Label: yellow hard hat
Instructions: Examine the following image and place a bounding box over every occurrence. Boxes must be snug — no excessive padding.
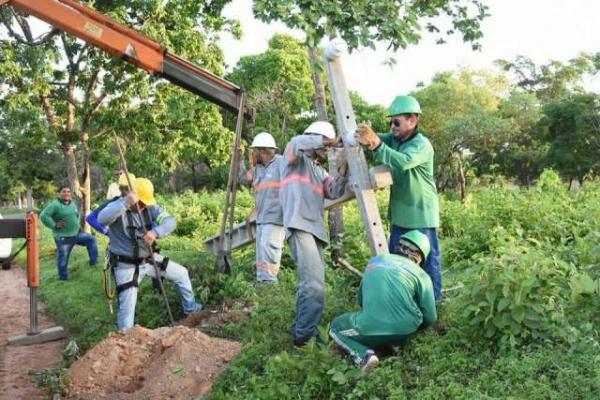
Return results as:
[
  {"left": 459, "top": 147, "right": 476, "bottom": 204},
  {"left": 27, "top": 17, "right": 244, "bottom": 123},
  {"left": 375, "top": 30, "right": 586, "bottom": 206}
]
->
[
  {"left": 117, "top": 172, "right": 136, "bottom": 187},
  {"left": 134, "top": 177, "right": 155, "bottom": 205}
]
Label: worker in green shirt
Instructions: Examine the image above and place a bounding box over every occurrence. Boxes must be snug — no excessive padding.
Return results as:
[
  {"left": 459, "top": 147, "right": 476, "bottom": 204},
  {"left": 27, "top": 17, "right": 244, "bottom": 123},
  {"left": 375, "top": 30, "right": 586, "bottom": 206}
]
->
[
  {"left": 355, "top": 95, "right": 442, "bottom": 300},
  {"left": 40, "top": 185, "right": 98, "bottom": 280},
  {"left": 329, "top": 230, "right": 437, "bottom": 371}
]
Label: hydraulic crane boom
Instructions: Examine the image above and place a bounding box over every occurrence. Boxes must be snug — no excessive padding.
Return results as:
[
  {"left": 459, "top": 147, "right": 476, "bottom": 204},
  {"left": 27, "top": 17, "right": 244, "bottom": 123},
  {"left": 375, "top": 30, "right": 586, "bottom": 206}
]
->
[{"left": 1, "top": 0, "right": 248, "bottom": 117}]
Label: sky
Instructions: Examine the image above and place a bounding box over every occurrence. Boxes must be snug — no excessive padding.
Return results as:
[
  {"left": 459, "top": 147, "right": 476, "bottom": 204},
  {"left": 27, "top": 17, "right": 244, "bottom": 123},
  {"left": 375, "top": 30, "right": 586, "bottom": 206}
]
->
[{"left": 218, "top": 0, "right": 600, "bottom": 106}]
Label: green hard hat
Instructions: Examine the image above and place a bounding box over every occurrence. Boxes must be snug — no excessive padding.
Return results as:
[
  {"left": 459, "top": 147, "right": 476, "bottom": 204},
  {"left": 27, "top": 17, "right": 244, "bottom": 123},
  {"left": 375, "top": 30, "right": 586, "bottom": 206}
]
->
[
  {"left": 388, "top": 95, "right": 421, "bottom": 116},
  {"left": 400, "top": 230, "right": 430, "bottom": 260}
]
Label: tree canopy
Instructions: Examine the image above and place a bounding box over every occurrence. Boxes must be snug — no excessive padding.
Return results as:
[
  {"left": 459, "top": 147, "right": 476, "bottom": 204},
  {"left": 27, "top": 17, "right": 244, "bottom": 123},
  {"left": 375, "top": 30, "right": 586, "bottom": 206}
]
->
[{"left": 253, "top": 0, "right": 489, "bottom": 51}]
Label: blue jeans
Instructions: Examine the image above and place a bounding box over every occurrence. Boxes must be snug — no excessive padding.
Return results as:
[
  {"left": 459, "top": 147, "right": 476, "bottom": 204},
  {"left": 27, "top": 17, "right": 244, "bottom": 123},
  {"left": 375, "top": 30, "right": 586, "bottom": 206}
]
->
[
  {"left": 54, "top": 232, "right": 98, "bottom": 280},
  {"left": 256, "top": 223, "right": 285, "bottom": 282},
  {"left": 389, "top": 225, "right": 442, "bottom": 300},
  {"left": 288, "top": 229, "right": 325, "bottom": 345},
  {"left": 114, "top": 254, "right": 202, "bottom": 330}
]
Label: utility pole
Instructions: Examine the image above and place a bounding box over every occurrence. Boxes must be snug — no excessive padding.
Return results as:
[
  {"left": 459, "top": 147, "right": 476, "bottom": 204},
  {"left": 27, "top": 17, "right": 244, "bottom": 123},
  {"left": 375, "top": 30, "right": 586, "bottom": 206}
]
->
[{"left": 323, "top": 39, "right": 388, "bottom": 256}]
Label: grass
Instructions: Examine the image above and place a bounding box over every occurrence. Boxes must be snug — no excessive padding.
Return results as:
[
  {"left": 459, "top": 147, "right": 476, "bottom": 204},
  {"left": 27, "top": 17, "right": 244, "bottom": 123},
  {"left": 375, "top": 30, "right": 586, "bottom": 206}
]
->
[{"left": 3, "top": 179, "right": 600, "bottom": 399}]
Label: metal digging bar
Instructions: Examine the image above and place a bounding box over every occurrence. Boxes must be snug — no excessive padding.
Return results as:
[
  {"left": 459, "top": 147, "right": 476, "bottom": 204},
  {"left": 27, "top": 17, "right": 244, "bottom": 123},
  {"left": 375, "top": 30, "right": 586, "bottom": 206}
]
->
[
  {"left": 114, "top": 137, "right": 175, "bottom": 326},
  {"left": 215, "top": 93, "right": 246, "bottom": 274}
]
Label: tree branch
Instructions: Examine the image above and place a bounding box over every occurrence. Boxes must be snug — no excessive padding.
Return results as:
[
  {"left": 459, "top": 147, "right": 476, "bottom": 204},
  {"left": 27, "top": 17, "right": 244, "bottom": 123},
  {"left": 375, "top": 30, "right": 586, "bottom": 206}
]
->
[
  {"left": 61, "top": 32, "right": 76, "bottom": 69},
  {"left": 74, "top": 43, "right": 90, "bottom": 68},
  {"left": 40, "top": 94, "right": 58, "bottom": 128},
  {"left": 34, "top": 28, "right": 60, "bottom": 44},
  {"left": 14, "top": 13, "right": 33, "bottom": 42}
]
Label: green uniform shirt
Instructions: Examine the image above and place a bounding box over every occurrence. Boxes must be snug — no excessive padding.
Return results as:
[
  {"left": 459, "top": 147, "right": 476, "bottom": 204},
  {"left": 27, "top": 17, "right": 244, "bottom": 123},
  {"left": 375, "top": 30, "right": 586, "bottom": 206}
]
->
[
  {"left": 357, "top": 254, "right": 437, "bottom": 335},
  {"left": 374, "top": 132, "right": 439, "bottom": 228},
  {"left": 40, "top": 198, "right": 80, "bottom": 238}
]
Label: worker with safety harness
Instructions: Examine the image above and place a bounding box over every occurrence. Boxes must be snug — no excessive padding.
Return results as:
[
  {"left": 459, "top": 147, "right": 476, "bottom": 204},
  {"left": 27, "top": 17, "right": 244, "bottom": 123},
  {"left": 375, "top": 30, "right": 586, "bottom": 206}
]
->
[
  {"left": 238, "top": 132, "right": 285, "bottom": 283},
  {"left": 280, "top": 121, "right": 349, "bottom": 346},
  {"left": 87, "top": 172, "right": 163, "bottom": 307},
  {"left": 329, "top": 230, "right": 437, "bottom": 372},
  {"left": 97, "top": 177, "right": 202, "bottom": 330}
]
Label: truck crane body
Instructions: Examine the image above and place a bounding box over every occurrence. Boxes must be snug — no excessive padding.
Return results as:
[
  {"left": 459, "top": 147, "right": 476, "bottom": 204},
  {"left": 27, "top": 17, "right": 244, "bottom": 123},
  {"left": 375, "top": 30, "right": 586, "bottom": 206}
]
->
[{"left": 1, "top": 0, "right": 248, "bottom": 117}]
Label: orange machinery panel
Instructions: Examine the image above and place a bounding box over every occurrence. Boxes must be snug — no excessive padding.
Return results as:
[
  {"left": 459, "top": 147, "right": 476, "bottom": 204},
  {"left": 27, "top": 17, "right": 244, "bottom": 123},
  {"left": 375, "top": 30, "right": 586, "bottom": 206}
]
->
[{"left": 26, "top": 212, "right": 40, "bottom": 288}]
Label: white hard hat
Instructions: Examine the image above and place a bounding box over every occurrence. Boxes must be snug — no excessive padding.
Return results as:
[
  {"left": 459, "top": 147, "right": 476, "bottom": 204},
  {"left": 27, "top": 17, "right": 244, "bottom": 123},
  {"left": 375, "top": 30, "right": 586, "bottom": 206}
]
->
[
  {"left": 304, "top": 121, "right": 336, "bottom": 139},
  {"left": 250, "top": 132, "right": 277, "bottom": 149}
]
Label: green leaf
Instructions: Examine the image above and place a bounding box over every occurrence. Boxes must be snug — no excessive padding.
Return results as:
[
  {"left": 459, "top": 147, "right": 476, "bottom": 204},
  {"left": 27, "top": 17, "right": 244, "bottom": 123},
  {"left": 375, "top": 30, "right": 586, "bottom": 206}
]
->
[
  {"left": 511, "top": 306, "right": 526, "bottom": 323},
  {"left": 497, "top": 297, "right": 511, "bottom": 312},
  {"left": 172, "top": 364, "right": 185, "bottom": 376},
  {"left": 331, "top": 371, "right": 347, "bottom": 385},
  {"left": 570, "top": 273, "right": 596, "bottom": 298}
]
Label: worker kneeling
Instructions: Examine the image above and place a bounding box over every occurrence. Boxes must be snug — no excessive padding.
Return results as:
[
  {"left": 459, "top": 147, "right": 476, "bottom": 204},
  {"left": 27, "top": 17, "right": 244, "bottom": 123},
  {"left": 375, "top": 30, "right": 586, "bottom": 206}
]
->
[
  {"left": 98, "top": 177, "right": 202, "bottom": 330},
  {"left": 329, "top": 231, "right": 437, "bottom": 371}
]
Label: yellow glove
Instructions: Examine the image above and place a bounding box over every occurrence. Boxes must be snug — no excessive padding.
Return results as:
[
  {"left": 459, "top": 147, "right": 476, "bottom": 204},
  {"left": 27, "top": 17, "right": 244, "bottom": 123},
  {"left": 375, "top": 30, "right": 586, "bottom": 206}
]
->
[{"left": 355, "top": 123, "right": 380, "bottom": 150}]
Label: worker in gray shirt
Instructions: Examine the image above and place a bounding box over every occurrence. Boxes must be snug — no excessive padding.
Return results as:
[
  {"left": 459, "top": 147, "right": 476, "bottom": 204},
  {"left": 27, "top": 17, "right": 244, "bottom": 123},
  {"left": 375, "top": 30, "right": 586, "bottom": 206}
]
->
[
  {"left": 280, "top": 121, "right": 349, "bottom": 346},
  {"left": 239, "top": 132, "right": 285, "bottom": 283},
  {"left": 98, "top": 177, "right": 202, "bottom": 330}
]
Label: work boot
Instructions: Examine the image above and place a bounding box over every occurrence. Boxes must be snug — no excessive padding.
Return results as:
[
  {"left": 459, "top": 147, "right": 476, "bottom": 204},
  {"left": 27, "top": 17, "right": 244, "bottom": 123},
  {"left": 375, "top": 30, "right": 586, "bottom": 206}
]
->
[{"left": 360, "top": 350, "right": 379, "bottom": 372}]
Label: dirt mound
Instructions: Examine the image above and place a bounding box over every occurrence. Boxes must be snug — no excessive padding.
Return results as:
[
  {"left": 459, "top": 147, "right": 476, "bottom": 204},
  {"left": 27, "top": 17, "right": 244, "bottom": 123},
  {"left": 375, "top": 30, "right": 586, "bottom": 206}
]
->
[{"left": 67, "top": 325, "right": 241, "bottom": 400}]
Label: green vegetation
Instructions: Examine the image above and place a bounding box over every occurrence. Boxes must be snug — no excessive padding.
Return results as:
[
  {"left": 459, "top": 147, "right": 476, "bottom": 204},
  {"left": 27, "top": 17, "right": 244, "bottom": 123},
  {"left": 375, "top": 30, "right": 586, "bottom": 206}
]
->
[
  {"left": 18, "top": 173, "right": 599, "bottom": 399},
  {"left": 1, "top": 2, "right": 598, "bottom": 398}
]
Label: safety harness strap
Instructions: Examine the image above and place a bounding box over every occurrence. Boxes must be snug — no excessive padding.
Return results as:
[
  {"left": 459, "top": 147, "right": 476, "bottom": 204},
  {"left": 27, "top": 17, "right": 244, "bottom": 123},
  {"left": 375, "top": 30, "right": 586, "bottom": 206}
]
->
[
  {"left": 125, "top": 207, "right": 153, "bottom": 259},
  {"left": 115, "top": 264, "right": 140, "bottom": 294},
  {"left": 109, "top": 253, "right": 146, "bottom": 295}
]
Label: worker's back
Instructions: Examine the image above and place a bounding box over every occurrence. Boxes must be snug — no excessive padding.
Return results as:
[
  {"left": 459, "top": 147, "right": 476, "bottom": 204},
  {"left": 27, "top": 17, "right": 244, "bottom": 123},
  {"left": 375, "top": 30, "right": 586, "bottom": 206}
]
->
[{"left": 357, "top": 254, "right": 437, "bottom": 335}]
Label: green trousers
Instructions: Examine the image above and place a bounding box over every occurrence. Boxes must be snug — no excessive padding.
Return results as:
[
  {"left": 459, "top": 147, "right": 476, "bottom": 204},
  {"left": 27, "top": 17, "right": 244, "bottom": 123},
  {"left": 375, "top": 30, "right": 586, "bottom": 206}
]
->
[{"left": 329, "top": 312, "right": 413, "bottom": 365}]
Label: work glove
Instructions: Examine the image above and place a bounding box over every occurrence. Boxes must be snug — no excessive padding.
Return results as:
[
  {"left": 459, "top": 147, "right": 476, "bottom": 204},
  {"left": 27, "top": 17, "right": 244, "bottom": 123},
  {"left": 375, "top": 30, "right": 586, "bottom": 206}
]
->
[
  {"left": 342, "top": 129, "right": 358, "bottom": 146},
  {"left": 324, "top": 37, "right": 348, "bottom": 61},
  {"left": 355, "top": 123, "right": 381, "bottom": 150}
]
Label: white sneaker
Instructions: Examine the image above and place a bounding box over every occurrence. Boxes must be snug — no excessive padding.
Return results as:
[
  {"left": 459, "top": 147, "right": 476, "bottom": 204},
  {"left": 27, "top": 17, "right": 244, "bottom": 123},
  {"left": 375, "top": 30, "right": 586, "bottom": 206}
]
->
[{"left": 360, "top": 351, "right": 379, "bottom": 372}]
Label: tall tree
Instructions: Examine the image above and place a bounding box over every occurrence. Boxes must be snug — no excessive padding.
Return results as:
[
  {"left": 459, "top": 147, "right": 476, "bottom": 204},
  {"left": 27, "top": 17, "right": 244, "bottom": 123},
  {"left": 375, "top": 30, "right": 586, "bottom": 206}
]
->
[
  {"left": 413, "top": 68, "right": 510, "bottom": 191},
  {"left": 0, "top": 0, "right": 238, "bottom": 224},
  {"left": 495, "top": 91, "right": 546, "bottom": 186},
  {"left": 496, "top": 53, "right": 600, "bottom": 102},
  {"left": 540, "top": 93, "right": 600, "bottom": 182},
  {"left": 227, "top": 34, "right": 314, "bottom": 145},
  {"left": 349, "top": 91, "right": 389, "bottom": 134}
]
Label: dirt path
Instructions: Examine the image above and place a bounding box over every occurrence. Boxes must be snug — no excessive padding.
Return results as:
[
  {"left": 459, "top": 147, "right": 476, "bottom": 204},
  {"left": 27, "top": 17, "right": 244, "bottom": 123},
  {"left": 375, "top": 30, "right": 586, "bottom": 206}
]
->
[{"left": 0, "top": 266, "right": 65, "bottom": 399}]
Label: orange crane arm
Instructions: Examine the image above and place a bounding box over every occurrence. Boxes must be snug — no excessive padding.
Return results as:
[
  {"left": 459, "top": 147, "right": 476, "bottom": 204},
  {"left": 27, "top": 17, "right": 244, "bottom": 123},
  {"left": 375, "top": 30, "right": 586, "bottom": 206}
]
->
[{"left": 1, "top": 0, "right": 246, "bottom": 116}]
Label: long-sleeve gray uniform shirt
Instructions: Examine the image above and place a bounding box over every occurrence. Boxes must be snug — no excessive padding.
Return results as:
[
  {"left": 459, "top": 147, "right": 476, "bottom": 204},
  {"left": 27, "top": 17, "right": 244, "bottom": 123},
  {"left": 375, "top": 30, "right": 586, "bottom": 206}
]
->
[
  {"left": 239, "top": 155, "right": 283, "bottom": 226},
  {"left": 280, "top": 135, "right": 348, "bottom": 244},
  {"left": 97, "top": 197, "right": 176, "bottom": 258}
]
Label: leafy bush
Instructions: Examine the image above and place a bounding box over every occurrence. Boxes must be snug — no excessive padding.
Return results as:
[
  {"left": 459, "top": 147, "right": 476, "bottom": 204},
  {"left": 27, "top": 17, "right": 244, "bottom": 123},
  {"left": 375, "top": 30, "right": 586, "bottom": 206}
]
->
[
  {"left": 19, "top": 172, "right": 600, "bottom": 399},
  {"left": 462, "top": 237, "right": 572, "bottom": 347}
]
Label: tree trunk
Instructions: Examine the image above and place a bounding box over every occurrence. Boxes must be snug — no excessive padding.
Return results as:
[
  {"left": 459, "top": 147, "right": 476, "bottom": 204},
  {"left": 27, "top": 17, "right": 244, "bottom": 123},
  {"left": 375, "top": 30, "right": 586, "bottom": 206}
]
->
[
  {"left": 307, "top": 45, "right": 344, "bottom": 261},
  {"left": 307, "top": 46, "right": 328, "bottom": 121},
  {"left": 168, "top": 173, "right": 177, "bottom": 192},
  {"left": 63, "top": 70, "right": 81, "bottom": 203},
  {"left": 80, "top": 131, "right": 91, "bottom": 232},
  {"left": 62, "top": 139, "right": 81, "bottom": 198},
  {"left": 455, "top": 152, "right": 466, "bottom": 202},
  {"left": 26, "top": 189, "right": 33, "bottom": 209},
  {"left": 191, "top": 163, "right": 198, "bottom": 191},
  {"left": 280, "top": 114, "right": 287, "bottom": 136}
]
